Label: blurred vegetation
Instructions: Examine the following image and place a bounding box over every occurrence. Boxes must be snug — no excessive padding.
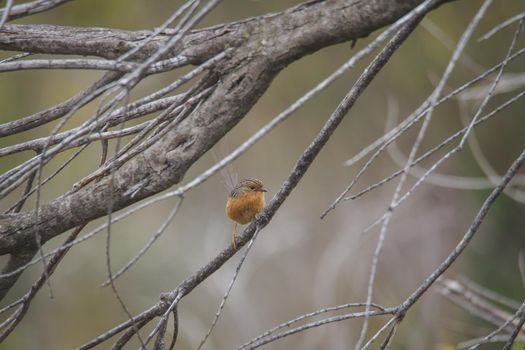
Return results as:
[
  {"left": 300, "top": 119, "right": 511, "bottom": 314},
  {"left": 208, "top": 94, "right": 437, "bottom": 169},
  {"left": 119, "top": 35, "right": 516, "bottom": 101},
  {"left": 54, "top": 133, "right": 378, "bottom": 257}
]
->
[{"left": 0, "top": 0, "right": 524, "bottom": 349}]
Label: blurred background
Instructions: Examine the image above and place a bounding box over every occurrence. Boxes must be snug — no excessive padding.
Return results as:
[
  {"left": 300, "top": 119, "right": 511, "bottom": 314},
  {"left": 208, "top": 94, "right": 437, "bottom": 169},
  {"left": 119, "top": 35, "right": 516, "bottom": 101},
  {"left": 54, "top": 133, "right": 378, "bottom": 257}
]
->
[{"left": 0, "top": 0, "right": 524, "bottom": 349}]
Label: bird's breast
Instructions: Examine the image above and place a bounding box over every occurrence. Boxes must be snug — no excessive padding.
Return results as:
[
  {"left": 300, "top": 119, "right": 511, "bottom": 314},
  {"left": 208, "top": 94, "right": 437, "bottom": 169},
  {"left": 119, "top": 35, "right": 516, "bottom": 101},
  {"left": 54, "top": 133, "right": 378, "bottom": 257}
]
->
[{"left": 226, "top": 192, "right": 266, "bottom": 225}]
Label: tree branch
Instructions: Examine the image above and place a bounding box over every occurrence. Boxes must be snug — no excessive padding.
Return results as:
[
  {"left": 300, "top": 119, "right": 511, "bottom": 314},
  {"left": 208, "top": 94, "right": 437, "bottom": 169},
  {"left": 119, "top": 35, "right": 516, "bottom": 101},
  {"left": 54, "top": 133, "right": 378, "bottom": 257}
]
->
[
  {"left": 0, "top": 1, "right": 431, "bottom": 61},
  {"left": 0, "top": 0, "right": 438, "bottom": 257},
  {"left": 0, "top": 0, "right": 75, "bottom": 21},
  {"left": 76, "top": 6, "right": 431, "bottom": 348}
]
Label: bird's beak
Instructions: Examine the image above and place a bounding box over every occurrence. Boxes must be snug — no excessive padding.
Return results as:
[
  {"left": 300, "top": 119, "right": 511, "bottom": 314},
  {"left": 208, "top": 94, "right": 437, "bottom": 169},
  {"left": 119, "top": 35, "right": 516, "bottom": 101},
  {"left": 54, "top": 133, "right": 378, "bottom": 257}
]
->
[{"left": 261, "top": 188, "right": 267, "bottom": 192}]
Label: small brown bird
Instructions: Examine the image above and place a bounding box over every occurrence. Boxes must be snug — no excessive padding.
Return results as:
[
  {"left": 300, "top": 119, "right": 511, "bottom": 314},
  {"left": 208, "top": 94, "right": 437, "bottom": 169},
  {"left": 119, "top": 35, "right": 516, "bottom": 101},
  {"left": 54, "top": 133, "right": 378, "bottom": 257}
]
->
[{"left": 226, "top": 178, "right": 267, "bottom": 249}]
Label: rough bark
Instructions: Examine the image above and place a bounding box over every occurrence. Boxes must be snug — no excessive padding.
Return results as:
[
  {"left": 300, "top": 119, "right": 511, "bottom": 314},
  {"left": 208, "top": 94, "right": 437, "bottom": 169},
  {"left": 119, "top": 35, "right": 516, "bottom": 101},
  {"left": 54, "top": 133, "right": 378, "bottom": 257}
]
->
[{"left": 0, "top": 0, "right": 432, "bottom": 255}]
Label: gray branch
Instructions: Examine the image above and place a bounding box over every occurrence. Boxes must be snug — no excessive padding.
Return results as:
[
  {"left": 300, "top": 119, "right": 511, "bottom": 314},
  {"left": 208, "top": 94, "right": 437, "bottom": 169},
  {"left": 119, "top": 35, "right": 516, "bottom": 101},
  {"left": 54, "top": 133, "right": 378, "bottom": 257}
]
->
[
  {"left": 0, "top": 0, "right": 434, "bottom": 258},
  {"left": 77, "top": 6, "right": 432, "bottom": 348},
  {"left": 0, "top": 1, "right": 435, "bottom": 63},
  {"left": 0, "top": 0, "right": 75, "bottom": 21}
]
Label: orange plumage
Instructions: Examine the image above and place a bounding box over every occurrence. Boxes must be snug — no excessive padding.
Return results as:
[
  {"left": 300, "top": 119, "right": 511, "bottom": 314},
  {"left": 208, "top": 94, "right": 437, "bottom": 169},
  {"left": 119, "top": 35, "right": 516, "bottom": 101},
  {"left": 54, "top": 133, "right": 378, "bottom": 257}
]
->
[
  {"left": 226, "top": 178, "right": 267, "bottom": 249},
  {"left": 226, "top": 191, "right": 266, "bottom": 225}
]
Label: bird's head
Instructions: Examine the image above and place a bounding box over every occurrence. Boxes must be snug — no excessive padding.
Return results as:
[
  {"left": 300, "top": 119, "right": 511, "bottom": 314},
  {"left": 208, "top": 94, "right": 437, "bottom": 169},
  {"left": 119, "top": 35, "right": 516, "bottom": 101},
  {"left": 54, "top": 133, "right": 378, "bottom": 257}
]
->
[{"left": 229, "top": 178, "right": 267, "bottom": 197}]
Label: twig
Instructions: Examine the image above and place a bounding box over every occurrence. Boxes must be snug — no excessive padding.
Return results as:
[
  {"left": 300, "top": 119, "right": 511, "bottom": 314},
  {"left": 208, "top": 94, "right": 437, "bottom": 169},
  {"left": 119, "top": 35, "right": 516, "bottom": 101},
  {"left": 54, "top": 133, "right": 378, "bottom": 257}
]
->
[
  {"left": 390, "top": 15, "right": 522, "bottom": 213},
  {"left": 9, "top": 159, "right": 37, "bottom": 213},
  {"left": 458, "top": 97, "right": 525, "bottom": 202},
  {"left": 341, "top": 47, "right": 525, "bottom": 171},
  {"left": 0, "top": 225, "right": 84, "bottom": 341},
  {"left": 377, "top": 320, "right": 399, "bottom": 350},
  {"left": 465, "top": 301, "right": 525, "bottom": 350},
  {"left": 101, "top": 196, "right": 184, "bottom": 286},
  {"left": 439, "top": 282, "right": 517, "bottom": 332},
  {"left": 0, "top": 83, "right": 123, "bottom": 197},
  {"left": 0, "top": 52, "right": 32, "bottom": 64},
  {"left": 168, "top": 307, "right": 178, "bottom": 350},
  {"left": 0, "top": 0, "right": 209, "bottom": 198},
  {"left": 5, "top": 144, "right": 90, "bottom": 214},
  {"left": 0, "top": 92, "right": 191, "bottom": 157},
  {"left": 104, "top": 91, "right": 147, "bottom": 349},
  {"left": 0, "top": 0, "right": 74, "bottom": 21},
  {"left": 239, "top": 303, "right": 386, "bottom": 349},
  {"left": 459, "top": 276, "right": 522, "bottom": 311},
  {"left": 0, "top": 187, "right": 185, "bottom": 279},
  {"left": 0, "top": 42, "right": 215, "bottom": 195},
  {"left": 479, "top": 11, "right": 525, "bottom": 42},
  {"left": 78, "top": 3, "right": 423, "bottom": 347},
  {"left": 501, "top": 308, "right": 525, "bottom": 350},
  {"left": 140, "top": 294, "right": 183, "bottom": 350},
  {"left": 153, "top": 316, "right": 168, "bottom": 350},
  {"left": 118, "top": 0, "right": 198, "bottom": 63},
  {"left": 359, "top": 317, "right": 395, "bottom": 350},
  {"left": 5, "top": 86, "right": 523, "bottom": 284},
  {"left": 0, "top": 0, "right": 13, "bottom": 30},
  {"left": 354, "top": 2, "right": 493, "bottom": 347},
  {"left": 343, "top": 99, "right": 430, "bottom": 168},
  {"left": 0, "top": 1, "right": 208, "bottom": 139},
  {"left": 72, "top": 92, "right": 205, "bottom": 190},
  {"left": 101, "top": 3, "right": 226, "bottom": 349},
  {"left": 174, "top": 0, "right": 444, "bottom": 201},
  {"left": 459, "top": 335, "right": 525, "bottom": 349},
  {"left": 346, "top": 90, "right": 525, "bottom": 201},
  {"left": 109, "top": 317, "right": 151, "bottom": 350},
  {"left": 0, "top": 71, "right": 121, "bottom": 137},
  {"left": 0, "top": 55, "right": 191, "bottom": 73},
  {"left": 197, "top": 228, "right": 262, "bottom": 349},
  {"left": 422, "top": 19, "right": 484, "bottom": 74},
  {"left": 0, "top": 249, "right": 36, "bottom": 301},
  {"left": 397, "top": 146, "right": 525, "bottom": 315},
  {"left": 76, "top": 304, "right": 161, "bottom": 350},
  {"left": 385, "top": 98, "right": 525, "bottom": 193},
  {"left": 239, "top": 309, "right": 395, "bottom": 350}
]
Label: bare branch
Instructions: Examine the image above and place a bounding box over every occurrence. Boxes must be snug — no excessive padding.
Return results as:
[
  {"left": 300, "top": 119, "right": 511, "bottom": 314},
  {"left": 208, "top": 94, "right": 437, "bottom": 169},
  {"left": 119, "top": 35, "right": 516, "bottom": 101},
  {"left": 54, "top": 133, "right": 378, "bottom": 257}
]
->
[
  {"left": 0, "top": 71, "right": 121, "bottom": 137},
  {"left": 438, "top": 278, "right": 521, "bottom": 333},
  {"left": 109, "top": 317, "right": 150, "bottom": 350},
  {"left": 101, "top": 197, "right": 183, "bottom": 286},
  {"left": 77, "top": 5, "right": 429, "bottom": 347},
  {"left": 0, "top": 248, "right": 36, "bottom": 301},
  {"left": 342, "top": 47, "right": 525, "bottom": 170},
  {"left": 240, "top": 309, "right": 395, "bottom": 350},
  {"left": 197, "top": 228, "right": 262, "bottom": 349},
  {"left": 347, "top": 89, "right": 525, "bottom": 201},
  {"left": 240, "top": 303, "right": 387, "bottom": 350},
  {"left": 501, "top": 308, "right": 525, "bottom": 350},
  {"left": 398, "top": 147, "right": 525, "bottom": 314},
  {"left": 0, "top": 0, "right": 435, "bottom": 259},
  {"left": 479, "top": 11, "right": 525, "bottom": 42},
  {"left": 354, "top": 2, "right": 493, "bottom": 346},
  {"left": 4, "top": 1, "right": 516, "bottom": 348},
  {"left": 0, "top": 225, "right": 84, "bottom": 341},
  {"left": 459, "top": 277, "right": 523, "bottom": 310},
  {"left": 0, "top": 0, "right": 13, "bottom": 30},
  {"left": 0, "top": 56, "right": 192, "bottom": 74},
  {"left": 465, "top": 301, "right": 525, "bottom": 349},
  {"left": 359, "top": 317, "right": 396, "bottom": 350},
  {"left": 0, "top": 0, "right": 74, "bottom": 21}
]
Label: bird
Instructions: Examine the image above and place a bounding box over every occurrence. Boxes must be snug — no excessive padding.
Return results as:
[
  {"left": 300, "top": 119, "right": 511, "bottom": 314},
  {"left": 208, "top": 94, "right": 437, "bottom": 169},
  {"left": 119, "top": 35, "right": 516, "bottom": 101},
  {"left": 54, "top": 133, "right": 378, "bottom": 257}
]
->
[{"left": 226, "top": 178, "right": 267, "bottom": 249}]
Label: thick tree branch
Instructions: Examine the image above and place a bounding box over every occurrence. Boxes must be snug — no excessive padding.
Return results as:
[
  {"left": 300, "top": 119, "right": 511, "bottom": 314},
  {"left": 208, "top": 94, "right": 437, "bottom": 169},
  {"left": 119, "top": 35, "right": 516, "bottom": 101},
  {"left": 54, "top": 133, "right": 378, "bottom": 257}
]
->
[
  {"left": 0, "top": 0, "right": 440, "bottom": 257},
  {"left": 0, "top": 1, "right": 430, "bottom": 62},
  {"left": 77, "top": 7, "right": 430, "bottom": 348}
]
